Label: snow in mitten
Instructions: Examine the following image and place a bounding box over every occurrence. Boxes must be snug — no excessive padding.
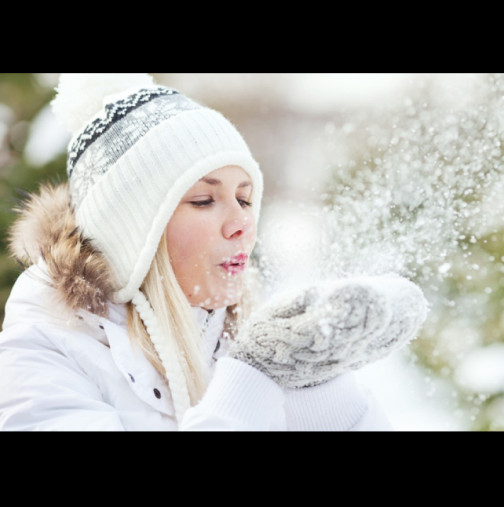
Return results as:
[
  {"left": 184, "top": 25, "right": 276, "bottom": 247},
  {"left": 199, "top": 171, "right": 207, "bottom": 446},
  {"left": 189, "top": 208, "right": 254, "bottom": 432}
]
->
[{"left": 228, "top": 275, "right": 428, "bottom": 388}]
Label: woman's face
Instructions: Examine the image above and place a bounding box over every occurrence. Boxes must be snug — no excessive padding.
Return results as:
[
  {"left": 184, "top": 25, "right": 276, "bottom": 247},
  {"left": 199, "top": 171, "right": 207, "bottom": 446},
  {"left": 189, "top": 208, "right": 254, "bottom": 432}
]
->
[{"left": 166, "top": 165, "right": 257, "bottom": 309}]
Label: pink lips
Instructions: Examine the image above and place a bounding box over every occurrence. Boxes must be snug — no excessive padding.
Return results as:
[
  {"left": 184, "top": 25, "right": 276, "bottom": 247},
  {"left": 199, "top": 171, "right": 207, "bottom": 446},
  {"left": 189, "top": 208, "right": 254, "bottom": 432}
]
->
[{"left": 220, "top": 253, "right": 248, "bottom": 275}]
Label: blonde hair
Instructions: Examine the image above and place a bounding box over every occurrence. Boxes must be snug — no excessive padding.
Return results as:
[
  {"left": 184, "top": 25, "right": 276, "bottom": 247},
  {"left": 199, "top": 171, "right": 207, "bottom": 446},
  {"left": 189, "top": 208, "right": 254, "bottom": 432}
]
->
[
  {"left": 126, "top": 232, "right": 260, "bottom": 410},
  {"left": 127, "top": 234, "right": 208, "bottom": 406}
]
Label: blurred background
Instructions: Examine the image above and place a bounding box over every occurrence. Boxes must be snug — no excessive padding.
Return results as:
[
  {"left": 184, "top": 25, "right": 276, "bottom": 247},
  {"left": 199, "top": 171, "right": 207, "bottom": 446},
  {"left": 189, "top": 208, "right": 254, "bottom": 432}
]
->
[{"left": 1, "top": 73, "right": 504, "bottom": 431}]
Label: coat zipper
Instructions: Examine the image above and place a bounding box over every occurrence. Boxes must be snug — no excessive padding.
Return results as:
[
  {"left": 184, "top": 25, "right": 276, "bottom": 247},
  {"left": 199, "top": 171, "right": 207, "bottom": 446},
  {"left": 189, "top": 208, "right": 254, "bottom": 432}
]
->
[
  {"left": 201, "top": 309, "right": 221, "bottom": 361},
  {"left": 201, "top": 309, "right": 215, "bottom": 336}
]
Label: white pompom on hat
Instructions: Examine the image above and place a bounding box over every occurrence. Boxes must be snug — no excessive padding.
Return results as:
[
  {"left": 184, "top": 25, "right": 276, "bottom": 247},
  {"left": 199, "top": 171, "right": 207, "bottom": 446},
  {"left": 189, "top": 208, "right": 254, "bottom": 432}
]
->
[
  {"left": 50, "top": 73, "right": 263, "bottom": 424},
  {"left": 52, "top": 73, "right": 157, "bottom": 133}
]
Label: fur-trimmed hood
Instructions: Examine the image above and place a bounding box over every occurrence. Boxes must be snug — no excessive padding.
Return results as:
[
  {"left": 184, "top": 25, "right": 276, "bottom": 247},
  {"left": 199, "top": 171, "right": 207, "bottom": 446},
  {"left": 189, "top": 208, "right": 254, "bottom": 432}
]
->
[{"left": 8, "top": 183, "right": 115, "bottom": 317}]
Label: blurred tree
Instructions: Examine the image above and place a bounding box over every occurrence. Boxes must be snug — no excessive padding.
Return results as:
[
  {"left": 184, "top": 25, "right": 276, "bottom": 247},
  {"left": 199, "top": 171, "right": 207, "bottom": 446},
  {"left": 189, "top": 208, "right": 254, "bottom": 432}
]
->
[{"left": 0, "top": 73, "right": 66, "bottom": 326}]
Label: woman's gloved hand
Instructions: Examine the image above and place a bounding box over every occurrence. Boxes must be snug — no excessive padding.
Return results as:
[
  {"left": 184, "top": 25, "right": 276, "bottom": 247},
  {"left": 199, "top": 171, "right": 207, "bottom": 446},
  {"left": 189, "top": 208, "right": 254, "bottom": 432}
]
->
[{"left": 228, "top": 275, "right": 428, "bottom": 388}]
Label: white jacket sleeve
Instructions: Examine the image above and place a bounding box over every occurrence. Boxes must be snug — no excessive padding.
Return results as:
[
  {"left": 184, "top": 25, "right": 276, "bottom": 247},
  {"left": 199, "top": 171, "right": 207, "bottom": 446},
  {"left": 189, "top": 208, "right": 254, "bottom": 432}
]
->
[
  {"left": 0, "top": 324, "right": 127, "bottom": 431},
  {"left": 180, "top": 357, "right": 286, "bottom": 431},
  {"left": 283, "top": 372, "right": 393, "bottom": 431}
]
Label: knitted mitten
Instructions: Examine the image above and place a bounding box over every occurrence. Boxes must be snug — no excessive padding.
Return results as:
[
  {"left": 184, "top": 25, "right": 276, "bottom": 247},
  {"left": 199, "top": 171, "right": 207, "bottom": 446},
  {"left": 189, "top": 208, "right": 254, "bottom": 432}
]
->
[{"left": 228, "top": 275, "right": 428, "bottom": 388}]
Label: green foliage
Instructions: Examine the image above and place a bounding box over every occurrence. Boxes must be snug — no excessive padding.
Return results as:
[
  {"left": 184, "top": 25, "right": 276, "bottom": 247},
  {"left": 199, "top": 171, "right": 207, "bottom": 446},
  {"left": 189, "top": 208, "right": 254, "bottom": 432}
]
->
[{"left": 0, "top": 73, "right": 66, "bottom": 326}]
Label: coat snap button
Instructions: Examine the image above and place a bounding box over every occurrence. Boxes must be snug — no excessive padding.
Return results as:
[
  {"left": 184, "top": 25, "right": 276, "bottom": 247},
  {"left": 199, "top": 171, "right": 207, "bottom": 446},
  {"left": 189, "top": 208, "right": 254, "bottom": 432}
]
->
[{"left": 153, "top": 388, "right": 161, "bottom": 399}]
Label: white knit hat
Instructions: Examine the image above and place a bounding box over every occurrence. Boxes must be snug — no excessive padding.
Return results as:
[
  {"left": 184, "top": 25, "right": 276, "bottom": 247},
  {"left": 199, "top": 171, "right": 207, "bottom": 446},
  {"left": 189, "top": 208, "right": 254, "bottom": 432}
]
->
[
  {"left": 51, "top": 73, "right": 263, "bottom": 303},
  {"left": 51, "top": 73, "right": 263, "bottom": 423}
]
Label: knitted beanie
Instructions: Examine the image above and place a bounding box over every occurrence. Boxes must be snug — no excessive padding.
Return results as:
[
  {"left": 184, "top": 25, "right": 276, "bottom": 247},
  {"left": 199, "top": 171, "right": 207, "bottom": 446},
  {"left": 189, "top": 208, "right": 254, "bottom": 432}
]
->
[{"left": 50, "top": 73, "right": 263, "bottom": 423}]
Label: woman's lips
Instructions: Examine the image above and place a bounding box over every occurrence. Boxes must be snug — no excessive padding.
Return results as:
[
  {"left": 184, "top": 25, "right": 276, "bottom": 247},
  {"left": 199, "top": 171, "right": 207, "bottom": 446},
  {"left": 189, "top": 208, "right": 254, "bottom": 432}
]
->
[{"left": 219, "top": 253, "right": 248, "bottom": 274}]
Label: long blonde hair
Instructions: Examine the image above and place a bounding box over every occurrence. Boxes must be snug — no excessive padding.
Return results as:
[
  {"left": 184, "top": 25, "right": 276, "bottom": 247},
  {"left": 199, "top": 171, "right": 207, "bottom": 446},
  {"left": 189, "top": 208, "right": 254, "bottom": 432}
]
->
[
  {"left": 126, "top": 234, "right": 208, "bottom": 404},
  {"left": 126, "top": 232, "right": 260, "bottom": 408}
]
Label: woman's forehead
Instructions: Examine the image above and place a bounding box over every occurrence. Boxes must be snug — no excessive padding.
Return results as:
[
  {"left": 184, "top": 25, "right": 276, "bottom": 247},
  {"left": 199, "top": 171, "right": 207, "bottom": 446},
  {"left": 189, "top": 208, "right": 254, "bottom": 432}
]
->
[{"left": 197, "top": 166, "right": 253, "bottom": 187}]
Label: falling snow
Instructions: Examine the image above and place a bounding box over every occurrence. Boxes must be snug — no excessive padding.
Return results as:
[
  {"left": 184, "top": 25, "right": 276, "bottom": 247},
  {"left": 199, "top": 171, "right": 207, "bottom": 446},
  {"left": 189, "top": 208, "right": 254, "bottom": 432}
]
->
[{"left": 253, "top": 74, "right": 504, "bottom": 430}]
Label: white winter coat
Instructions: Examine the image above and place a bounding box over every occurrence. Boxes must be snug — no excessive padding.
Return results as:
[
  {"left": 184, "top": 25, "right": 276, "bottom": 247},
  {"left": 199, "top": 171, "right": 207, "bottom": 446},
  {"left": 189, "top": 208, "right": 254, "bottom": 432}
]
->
[{"left": 0, "top": 264, "right": 392, "bottom": 431}]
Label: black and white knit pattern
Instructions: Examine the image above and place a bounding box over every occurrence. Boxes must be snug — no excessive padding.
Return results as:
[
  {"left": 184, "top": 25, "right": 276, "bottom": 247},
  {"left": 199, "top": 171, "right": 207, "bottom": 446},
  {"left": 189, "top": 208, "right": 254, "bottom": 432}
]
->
[{"left": 68, "top": 88, "right": 201, "bottom": 208}]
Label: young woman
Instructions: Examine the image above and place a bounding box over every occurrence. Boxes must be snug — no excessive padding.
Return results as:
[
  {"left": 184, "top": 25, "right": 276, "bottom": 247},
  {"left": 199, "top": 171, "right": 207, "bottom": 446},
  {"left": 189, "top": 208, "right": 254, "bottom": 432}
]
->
[{"left": 0, "top": 74, "right": 428, "bottom": 431}]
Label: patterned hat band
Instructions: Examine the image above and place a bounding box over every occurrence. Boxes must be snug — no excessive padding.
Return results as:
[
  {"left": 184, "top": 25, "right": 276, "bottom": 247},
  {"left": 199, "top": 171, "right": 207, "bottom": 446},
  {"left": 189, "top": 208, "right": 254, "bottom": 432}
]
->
[{"left": 68, "top": 87, "right": 203, "bottom": 209}]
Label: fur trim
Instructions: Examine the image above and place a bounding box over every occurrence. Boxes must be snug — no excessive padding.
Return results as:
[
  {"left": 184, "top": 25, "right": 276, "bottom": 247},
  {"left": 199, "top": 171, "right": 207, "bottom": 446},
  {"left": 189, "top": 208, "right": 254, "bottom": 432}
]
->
[{"left": 8, "top": 183, "right": 114, "bottom": 316}]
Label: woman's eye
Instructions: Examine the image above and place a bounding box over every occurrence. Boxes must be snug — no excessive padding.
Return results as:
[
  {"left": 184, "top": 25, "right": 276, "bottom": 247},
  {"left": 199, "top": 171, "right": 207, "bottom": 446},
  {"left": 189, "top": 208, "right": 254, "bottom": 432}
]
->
[
  {"left": 189, "top": 197, "right": 251, "bottom": 208},
  {"left": 237, "top": 198, "right": 252, "bottom": 208},
  {"left": 190, "top": 198, "right": 214, "bottom": 207}
]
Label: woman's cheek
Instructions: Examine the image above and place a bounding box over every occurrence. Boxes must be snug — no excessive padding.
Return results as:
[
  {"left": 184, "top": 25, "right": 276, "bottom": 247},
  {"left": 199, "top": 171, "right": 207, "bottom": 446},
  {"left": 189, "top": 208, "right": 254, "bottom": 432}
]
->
[{"left": 167, "top": 209, "right": 208, "bottom": 259}]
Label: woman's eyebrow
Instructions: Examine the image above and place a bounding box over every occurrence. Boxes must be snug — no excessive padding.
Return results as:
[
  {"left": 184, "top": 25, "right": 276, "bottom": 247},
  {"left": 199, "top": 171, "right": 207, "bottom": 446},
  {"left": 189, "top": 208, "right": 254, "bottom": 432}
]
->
[
  {"left": 200, "top": 177, "right": 221, "bottom": 185},
  {"left": 199, "top": 177, "right": 252, "bottom": 188}
]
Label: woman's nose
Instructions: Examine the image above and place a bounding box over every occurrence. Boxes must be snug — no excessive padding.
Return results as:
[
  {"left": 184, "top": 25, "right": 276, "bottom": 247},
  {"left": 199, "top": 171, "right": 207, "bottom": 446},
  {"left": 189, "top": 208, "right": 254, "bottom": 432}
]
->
[{"left": 222, "top": 215, "right": 252, "bottom": 240}]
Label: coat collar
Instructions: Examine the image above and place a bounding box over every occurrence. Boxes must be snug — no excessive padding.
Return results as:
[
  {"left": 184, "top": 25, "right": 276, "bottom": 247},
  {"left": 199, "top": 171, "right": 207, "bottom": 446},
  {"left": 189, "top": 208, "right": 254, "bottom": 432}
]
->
[{"left": 97, "top": 305, "right": 227, "bottom": 417}]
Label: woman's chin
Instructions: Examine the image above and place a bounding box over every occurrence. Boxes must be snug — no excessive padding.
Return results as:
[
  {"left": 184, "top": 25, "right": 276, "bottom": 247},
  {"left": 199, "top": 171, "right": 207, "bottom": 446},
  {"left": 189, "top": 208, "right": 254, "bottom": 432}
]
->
[{"left": 191, "top": 291, "right": 242, "bottom": 310}]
